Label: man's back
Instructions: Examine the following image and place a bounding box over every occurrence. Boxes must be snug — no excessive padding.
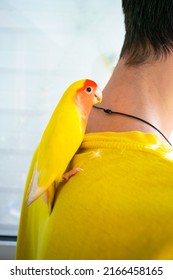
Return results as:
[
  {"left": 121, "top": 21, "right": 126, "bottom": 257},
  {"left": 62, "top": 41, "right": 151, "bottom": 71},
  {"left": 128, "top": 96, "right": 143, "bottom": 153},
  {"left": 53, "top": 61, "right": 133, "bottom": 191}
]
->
[{"left": 16, "top": 131, "right": 173, "bottom": 259}]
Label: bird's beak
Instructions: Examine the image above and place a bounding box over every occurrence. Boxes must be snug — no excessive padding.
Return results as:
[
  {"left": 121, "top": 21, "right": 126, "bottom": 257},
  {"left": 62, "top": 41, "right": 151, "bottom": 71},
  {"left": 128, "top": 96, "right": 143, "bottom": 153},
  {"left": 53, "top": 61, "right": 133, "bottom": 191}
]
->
[{"left": 93, "top": 87, "right": 102, "bottom": 104}]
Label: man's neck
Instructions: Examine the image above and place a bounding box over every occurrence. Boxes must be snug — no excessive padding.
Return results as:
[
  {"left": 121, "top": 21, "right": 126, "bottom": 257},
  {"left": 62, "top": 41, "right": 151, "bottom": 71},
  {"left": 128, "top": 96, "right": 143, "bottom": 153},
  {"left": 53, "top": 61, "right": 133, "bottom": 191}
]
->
[{"left": 100, "top": 57, "right": 173, "bottom": 139}]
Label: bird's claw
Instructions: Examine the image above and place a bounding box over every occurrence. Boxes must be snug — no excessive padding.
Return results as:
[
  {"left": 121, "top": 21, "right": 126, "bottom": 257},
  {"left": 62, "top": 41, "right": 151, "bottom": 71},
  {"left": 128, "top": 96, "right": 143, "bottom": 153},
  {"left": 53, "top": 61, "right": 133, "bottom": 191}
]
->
[{"left": 63, "top": 167, "right": 83, "bottom": 182}]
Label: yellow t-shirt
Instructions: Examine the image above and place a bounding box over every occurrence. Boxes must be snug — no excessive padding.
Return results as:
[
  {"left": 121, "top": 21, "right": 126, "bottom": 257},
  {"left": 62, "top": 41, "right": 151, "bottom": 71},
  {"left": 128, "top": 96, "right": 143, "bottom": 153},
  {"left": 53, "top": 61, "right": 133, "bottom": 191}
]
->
[{"left": 16, "top": 131, "right": 173, "bottom": 259}]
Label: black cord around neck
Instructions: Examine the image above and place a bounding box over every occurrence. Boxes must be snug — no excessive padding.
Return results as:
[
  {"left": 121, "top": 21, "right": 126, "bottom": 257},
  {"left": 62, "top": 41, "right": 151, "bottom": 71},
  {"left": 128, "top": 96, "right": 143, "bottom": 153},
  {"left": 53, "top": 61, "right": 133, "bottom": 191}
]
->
[{"left": 93, "top": 105, "right": 172, "bottom": 146}]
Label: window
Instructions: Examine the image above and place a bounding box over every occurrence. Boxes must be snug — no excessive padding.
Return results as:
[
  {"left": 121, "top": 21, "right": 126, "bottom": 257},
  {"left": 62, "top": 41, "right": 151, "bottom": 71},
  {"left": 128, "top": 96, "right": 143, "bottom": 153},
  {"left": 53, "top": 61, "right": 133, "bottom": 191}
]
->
[{"left": 0, "top": 0, "right": 123, "bottom": 241}]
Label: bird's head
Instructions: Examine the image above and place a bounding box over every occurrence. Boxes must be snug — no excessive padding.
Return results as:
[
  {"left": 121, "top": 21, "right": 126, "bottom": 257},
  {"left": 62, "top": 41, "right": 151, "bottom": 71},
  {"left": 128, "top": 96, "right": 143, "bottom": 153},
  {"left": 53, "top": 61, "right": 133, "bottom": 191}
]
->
[
  {"left": 78, "top": 79, "right": 102, "bottom": 105},
  {"left": 75, "top": 79, "right": 102, "bottom": 116},
  {"left": 74, "top": 79, "right": 102, "bottom": 121}
]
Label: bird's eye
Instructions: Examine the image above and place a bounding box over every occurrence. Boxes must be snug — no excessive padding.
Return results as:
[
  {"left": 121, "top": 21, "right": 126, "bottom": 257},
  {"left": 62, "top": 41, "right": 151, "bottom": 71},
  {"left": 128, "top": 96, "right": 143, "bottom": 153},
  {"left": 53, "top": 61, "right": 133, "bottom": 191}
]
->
[{"left": 85, "top": 87, "right": 93, "bottom": 94}]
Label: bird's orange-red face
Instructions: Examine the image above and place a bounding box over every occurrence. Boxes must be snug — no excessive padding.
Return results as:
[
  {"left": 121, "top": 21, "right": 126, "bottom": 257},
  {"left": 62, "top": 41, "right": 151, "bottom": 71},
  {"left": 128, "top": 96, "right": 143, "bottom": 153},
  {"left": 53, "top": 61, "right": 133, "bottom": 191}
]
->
[
  {"left": 75, "top": 79, "right": 102, "bottom": 120},
  {"left": 77, "top": 79, "right": 102, "bottom": 106}
]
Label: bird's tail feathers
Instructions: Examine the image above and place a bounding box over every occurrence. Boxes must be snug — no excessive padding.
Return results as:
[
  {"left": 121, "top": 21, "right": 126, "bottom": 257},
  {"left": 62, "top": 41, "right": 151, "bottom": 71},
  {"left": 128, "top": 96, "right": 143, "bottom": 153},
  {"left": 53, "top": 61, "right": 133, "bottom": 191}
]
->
[{"left": 26, "top": 164, "right": 47, "bottom": 206}]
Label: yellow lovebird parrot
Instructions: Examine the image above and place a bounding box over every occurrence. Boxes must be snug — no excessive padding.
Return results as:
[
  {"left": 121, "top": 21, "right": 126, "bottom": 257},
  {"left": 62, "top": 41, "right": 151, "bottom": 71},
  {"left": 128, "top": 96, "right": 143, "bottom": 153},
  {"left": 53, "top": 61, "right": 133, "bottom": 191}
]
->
[{"left": 26, "top": 79, "right": 102, "bottom": 214}]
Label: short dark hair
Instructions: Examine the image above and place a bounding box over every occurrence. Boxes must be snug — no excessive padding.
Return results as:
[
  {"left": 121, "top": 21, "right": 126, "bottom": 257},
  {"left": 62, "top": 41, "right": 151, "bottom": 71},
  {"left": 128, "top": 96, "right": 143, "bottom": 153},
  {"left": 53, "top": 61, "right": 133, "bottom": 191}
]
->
[{"left": 120, "top": 0, "right": 173, "bottom": 65}]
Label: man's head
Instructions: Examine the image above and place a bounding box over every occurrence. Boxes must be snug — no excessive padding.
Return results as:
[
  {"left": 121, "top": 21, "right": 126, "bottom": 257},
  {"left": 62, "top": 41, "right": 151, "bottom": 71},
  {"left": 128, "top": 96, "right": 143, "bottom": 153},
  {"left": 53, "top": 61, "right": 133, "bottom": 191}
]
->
[{"left": 120, "top": 0, "right": 173, "bottom": 66}]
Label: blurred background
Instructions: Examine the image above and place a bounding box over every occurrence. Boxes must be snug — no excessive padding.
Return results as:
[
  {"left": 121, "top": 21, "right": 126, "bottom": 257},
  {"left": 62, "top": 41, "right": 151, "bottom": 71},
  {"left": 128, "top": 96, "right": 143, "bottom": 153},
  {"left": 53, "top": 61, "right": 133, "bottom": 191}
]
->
[{"left": 0, "top": 0, "right": 124, "bottom": 244}]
